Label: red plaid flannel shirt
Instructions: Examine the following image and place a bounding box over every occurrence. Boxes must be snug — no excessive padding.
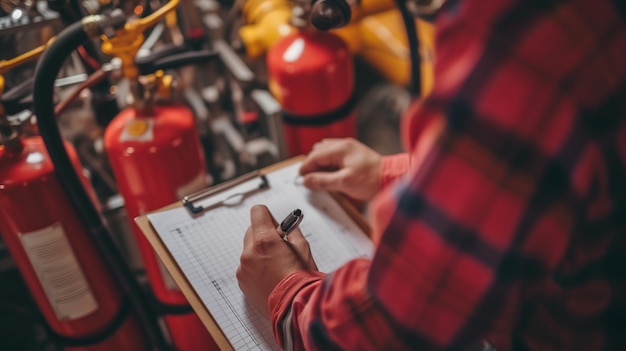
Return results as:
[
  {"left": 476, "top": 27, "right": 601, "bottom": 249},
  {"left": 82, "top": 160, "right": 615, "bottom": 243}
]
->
[{"left": 268, "top": 0, "right": 626, "bottom": 349}]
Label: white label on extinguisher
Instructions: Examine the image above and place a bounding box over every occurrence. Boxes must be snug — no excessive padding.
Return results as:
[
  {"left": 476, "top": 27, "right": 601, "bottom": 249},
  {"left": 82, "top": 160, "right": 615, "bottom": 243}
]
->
[
  {"left": 157, "top": 257, "right": 180, "bottom": 291},
  {"left": 19, "top": 223, "right": 98, "bottom": 321},
  {"left": 176, "top": 172, "right": 209, "bottom": 200}
]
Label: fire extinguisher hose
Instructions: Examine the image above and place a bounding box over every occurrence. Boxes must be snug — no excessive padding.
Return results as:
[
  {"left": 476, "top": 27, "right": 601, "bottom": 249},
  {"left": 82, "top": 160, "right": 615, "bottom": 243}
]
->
[{"left": 32, "top": 19, "right": 170, "bottom": 351}]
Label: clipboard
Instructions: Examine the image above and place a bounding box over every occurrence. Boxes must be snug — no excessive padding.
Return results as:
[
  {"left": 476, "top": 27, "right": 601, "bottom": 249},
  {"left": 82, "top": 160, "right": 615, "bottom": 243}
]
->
[{"left": 135, "top": 156, "right": 371, "bottom": 351}]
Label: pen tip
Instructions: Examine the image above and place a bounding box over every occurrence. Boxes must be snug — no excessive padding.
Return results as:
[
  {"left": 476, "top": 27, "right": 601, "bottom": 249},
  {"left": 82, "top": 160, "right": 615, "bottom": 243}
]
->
[{"left": 293, "top": 209, "right": 302, "bottom": 216}]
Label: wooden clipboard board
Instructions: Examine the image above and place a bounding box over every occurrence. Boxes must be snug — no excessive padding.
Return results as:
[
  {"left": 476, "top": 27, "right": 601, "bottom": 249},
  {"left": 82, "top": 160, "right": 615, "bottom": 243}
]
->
[{"left": 135, "top": 156, "right": 370, "bottom": 350}]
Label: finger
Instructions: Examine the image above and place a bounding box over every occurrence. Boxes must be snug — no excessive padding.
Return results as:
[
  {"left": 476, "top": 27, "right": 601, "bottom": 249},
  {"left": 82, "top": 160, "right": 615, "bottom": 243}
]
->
[
  {"left": 283, "top": 228, "right": 308, "bottom": 253},
  {"left": 302, "top": 168, "right": 351, "bottom": 192},
  {"left": 283, "top": 229, "right": 318, "bottom": 270},
  {"left": 311, "top": 138, "right": 340, "bottom": 150},
  {"left": 284, "top": 226, "right": 305, "bottom": 244},
  {"left": 299, "top": 141, "right": 345, "bottom": 175},
  {"left": 286, "top": 231, "right": 312, "bottom": 257}
]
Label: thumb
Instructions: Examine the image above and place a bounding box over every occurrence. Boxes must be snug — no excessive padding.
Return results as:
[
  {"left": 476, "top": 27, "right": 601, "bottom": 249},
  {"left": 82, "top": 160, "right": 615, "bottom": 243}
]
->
[
  {"left": 302, "top": 169, "right": 350, "bottom": 192},
  {"left": 250, "top": 205, "right": 278, "bottom": 234}
]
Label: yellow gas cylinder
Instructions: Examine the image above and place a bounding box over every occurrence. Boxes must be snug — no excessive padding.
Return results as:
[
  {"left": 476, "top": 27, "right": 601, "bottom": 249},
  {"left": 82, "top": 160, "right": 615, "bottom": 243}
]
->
[
  {"left": 238, "top": 0, "right": 296, "bottom": 58},
  {"left": 335, "top": 10, "right": 435, "bottom": 92}
]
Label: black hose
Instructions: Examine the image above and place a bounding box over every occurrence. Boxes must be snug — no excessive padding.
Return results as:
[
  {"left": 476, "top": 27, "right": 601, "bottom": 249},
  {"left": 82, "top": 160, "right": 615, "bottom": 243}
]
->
[
  {"left": 32, "top": 20, "right": 169, "bottom": 351},
  {"left": 48, "top": 0, "right": 121, "bottom": 126},
  {"left": 395, "top": 0, "right": 422, "bottom": 97}
]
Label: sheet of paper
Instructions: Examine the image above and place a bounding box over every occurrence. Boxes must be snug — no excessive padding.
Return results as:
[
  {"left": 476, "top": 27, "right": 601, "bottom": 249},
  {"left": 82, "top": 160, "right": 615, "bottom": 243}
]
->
[{"left": 148, "top": 162, "right": 374, "bottom": 350}]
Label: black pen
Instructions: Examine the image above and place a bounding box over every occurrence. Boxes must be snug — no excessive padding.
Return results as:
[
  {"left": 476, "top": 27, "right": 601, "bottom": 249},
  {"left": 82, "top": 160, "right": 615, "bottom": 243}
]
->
[{"left": 276, "top": 209, "right": 303, "bottom": 241}]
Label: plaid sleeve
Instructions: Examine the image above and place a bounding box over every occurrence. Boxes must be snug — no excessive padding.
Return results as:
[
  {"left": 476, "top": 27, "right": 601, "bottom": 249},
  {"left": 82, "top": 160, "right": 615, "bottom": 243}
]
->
[
  {"left": 379, "top": 153, "right": 410, "bottom": 190},
  {"left": 269, "top": 0, "right": 626, "bottom": 350}
]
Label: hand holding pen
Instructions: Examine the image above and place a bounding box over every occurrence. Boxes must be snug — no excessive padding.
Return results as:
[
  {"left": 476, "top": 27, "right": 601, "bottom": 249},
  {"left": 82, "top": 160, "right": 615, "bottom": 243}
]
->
[{"left": 237, "top": 205, "right": 318, "bottom": 318}]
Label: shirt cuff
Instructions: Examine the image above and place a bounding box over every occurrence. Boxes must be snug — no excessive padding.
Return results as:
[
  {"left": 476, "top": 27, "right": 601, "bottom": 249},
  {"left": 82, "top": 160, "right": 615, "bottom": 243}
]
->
[
  {"left": 379, "top": 153, "right": 411, "bottom": 190},
  {"left": 269, "top": 270, "right": 325, "bottom": 348}
]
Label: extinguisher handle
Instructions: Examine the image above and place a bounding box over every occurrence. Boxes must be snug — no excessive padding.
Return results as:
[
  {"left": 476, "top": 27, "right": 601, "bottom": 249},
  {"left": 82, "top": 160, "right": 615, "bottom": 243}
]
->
[
  {"left": 135, "top": 45, "right": 219, "bottom": 76},
  {"left": 1, "top": 77, "right": 34, "bottom": 115}
]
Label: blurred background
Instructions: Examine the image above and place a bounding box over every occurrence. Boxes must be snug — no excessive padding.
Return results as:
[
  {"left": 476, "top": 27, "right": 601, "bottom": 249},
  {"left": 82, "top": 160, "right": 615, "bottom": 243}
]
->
[{"left": 0, "top": 0, "right": 434, "bottom": 349}]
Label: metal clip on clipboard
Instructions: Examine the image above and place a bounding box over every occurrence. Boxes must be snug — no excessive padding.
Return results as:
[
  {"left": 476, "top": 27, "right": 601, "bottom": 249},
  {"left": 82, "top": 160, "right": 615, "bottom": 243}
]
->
[{"left": 182, "top": 171, "right": 270, "bottom": 214}]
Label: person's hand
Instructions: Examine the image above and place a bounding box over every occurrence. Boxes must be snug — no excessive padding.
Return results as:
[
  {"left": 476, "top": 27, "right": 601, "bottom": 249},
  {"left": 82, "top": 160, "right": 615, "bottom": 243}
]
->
[
  {"left": 299, "top": 138, "right": 382, "bottom": 201},
  {"left": 237, "top": 205, "right": 318, "bottom": 318}
]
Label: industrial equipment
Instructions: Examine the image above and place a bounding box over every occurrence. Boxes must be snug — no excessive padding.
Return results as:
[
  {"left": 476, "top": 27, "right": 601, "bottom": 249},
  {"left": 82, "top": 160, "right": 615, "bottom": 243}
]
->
[
  {"left": 0, "top": 42, "right": 146, "bottom": 351},
  {"left": 100, "top": 2, "right": 218, "bottom": 349}
]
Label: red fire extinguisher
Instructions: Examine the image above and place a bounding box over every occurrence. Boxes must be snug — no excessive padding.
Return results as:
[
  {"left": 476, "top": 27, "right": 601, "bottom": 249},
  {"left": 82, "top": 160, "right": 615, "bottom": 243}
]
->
[
  {"left": 104, "top": 103, "right": 218, "bottom": 351},
  {"left": 0, "top": 136, "right": 146, "bottom": 351},
  {"left": 267, "top": 30, "right": 356, "bottom": 156}
]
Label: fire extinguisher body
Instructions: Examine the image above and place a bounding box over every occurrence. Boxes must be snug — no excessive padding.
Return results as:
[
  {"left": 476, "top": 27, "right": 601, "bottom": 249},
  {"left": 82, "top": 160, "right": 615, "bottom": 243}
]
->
[
  {"left": 267, "top": 31, "right": 356, "bottom": 156},
  {"left": 0, "top": 137, "right": 145, "bottom": 351},
  {"left": 104, "top": 105, "right": 218, "bottom": 351}
]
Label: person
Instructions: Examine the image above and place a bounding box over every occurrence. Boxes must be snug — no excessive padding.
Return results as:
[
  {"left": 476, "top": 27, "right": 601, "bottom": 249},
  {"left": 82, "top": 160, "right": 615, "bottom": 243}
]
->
[{"left": 236, "top": 0, "right": 626, "bottom": 349}]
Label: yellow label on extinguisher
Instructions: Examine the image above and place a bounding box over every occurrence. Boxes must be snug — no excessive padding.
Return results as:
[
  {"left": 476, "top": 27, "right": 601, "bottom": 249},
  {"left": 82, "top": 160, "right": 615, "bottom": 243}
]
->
[
  {"left": 120, "top": 119, "right": 154, "bottom": 142},
  {"left": 127, "top": 120, "right": 149, "bottom": 136}
]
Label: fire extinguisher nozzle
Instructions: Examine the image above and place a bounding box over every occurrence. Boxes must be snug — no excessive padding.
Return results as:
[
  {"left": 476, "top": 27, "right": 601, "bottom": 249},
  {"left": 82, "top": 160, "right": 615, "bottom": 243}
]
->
[{"left": 310, "top": 0, "right": 352, "bottom": 31}]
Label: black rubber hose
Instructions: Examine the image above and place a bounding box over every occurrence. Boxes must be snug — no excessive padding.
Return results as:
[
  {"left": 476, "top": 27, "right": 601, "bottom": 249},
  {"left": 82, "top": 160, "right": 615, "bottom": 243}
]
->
[
  {"left": 395, "top": 0, "right": 422, "bottom": 97},
  {"left": 32, "top": 20, "right": 169, "bottom": 351},
  {"left": 48, "top": 0, "right": 121, "bottom": 126}
]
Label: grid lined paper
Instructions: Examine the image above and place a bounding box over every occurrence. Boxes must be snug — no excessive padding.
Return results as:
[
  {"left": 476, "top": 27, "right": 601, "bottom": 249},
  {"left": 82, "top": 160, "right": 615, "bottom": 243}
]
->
[{"left": 148, "top": 162, "right": 374, "bottom": 350}]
